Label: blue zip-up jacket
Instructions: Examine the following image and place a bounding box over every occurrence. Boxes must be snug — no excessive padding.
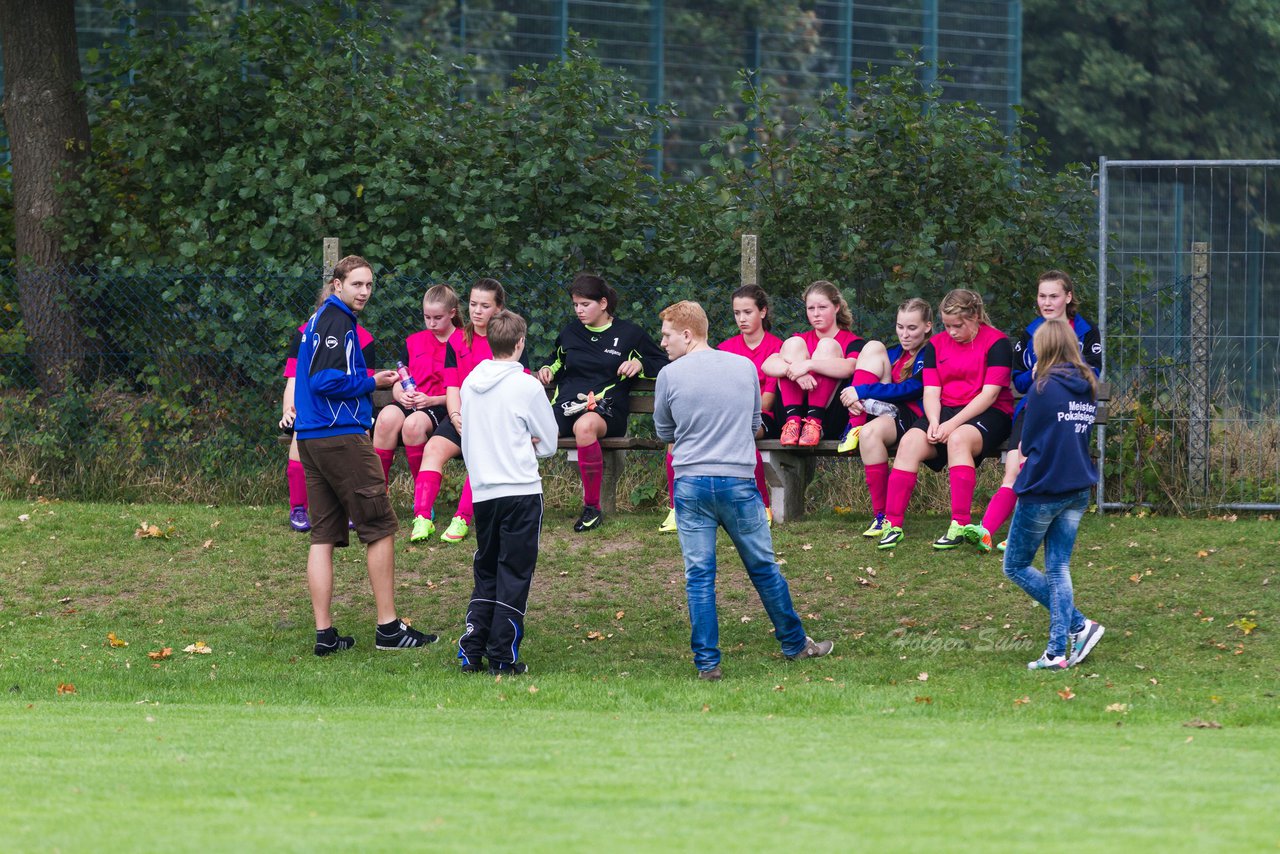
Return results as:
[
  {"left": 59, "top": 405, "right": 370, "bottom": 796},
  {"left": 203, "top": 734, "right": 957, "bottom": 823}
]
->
[
  {"left": 1012, "top": 314, "right": 1102, "bottom": 419},
  {"left": 294, "top": 295, "right": 378, "bottom": 439},
  {"left": 1014, "top": 366, "right": 1099, "bottom": 500},
  {"left": 851, "top": 343, "right": 926, "bottom": 414}
]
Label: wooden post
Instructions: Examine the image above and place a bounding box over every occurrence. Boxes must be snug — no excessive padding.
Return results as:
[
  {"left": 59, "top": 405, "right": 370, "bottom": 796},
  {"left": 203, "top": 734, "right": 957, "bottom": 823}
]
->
[
  {"left": 322, "top": 237, "right": 341, "bottom": 284},
  {"left": 741, "top": 233, "right": 758, "bottom": 288},
  {"left": 1188, "top": 242, "right": 1210, "bottom": 494}
]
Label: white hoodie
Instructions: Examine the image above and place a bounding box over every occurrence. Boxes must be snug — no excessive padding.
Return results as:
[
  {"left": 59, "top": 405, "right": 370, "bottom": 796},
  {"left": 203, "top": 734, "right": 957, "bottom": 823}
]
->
[{"left": 460, "top": 359, "right": 559, "bottom": 502}]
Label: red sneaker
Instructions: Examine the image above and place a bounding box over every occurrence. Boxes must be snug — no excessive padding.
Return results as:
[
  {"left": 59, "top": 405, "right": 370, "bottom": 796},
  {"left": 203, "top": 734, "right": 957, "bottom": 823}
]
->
[
  {"left": 798, "top": 417, "right": 823, "bottom": 446},
  {"left": 779, "top": 417, "right": 802, "bottom": 446}
]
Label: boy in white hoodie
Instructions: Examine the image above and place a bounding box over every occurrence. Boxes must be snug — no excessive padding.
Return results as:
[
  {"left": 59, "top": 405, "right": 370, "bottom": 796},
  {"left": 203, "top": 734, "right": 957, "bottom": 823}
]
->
[{"left": 458, "top": 310, "right": 559, "bottom": 675}]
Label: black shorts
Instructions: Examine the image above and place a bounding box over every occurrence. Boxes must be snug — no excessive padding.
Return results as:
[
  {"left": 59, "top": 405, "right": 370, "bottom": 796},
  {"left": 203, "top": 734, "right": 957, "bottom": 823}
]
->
[
  {"left": 1007, "top": 408, "right": 1025, "bottom": 451},
  {"left": 872, "top": 404, "right": 916, "bottom": 445},
  {"left": 820, "top": 397, "right": 851, "bottom": 440},
  {"left": 759, "top": 409, "right": 781, "bottom": 440},
  {"left": 383, "top": 401, "right": 447, "bottom": 430},
  {"left": 431, "top": 418, "right": 463, "bottom": 453},
  {"left": 908, "top": 404, "right": 1013, "bottom": 472},
  {"left": 554, "top": 397, "right": 630, "bottom": 439}
]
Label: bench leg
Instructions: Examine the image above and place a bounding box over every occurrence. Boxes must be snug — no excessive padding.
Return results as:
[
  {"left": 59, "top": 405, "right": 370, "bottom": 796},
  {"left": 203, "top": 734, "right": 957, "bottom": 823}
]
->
[
  {"left": 759, "top": 450, "right": 813, "bottom": 524},
  {"left": 565, "top": 447, "right": 625, "bottom": 514}
]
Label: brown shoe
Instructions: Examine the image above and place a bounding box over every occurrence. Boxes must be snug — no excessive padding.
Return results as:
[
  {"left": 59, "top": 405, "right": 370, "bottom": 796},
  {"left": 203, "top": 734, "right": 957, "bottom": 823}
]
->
[
  {"left": 798, "top": 417, "right": 823, "bottom": 447},
  {"left": 697, "top": 666, "right": 723, "bottom": 681},
  {"left": 787, "top": 636, "right": 834, "bottom": 660},
  {"left": 779, "top": 417, "right": 802, "bottom": 446}
]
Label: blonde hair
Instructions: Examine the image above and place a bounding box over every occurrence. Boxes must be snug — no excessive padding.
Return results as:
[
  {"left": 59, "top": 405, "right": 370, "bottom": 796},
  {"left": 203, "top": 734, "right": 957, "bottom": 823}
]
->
[
  {"left": 897, "top": 296, "right": 933, "bottom": 326},
  {"left": 659, "top": 300, "right": 709, "bottom": 339},
  {"left": 1033, "top": 318, "right": 1099, "bottom": 397},
  {"left": 804, "top": 280, "right": 854, "bottom": 331},
  {"left": 939, "top": 288, "right": 991, "bottom": 327},
  {"left": 423, "top": 284, "right": 463, "bottom": 329}
]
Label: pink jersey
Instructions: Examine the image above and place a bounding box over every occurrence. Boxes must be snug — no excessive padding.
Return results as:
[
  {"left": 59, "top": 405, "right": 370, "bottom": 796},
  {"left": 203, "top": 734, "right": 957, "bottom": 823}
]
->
[
  {"left": 791, "top": 328, "right": 865, "bottom": 365},
  {"left": 921, "top": 324, "right": 1014, "bottom": 414},
  {"left": 717, "top": 331, "right": 785, "bottom": 396},
  {"left": 442, "top": 328, "right": 492, "bottom": 389},
  {"left": 284, "top": 321, "right": 374, "bottom": 379},
  {"left": 403, "top": 328, "right": 453, "bottom": 397}
]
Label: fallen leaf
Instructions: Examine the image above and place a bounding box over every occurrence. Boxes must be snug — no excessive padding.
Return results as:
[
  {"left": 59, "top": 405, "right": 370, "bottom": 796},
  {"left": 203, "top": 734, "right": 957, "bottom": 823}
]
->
[
  {"left": 1013, "top": 696, "right": 1031, "bottom": 706},
  {"left": 801, "top": 544, "right": 813, "bottom": 551},
  {"left": 1183, "top": 719, "right": 1222, "bottom": 729},
  {"left": 1196, "top": 550, "right": 1209, "bottom": 558},
  {"left": 701, "top": 703, "right": 711, "bottom": 713},
  {"left": 134, "top": 522, "right": 170, "bottom": 539},
  {"left": 585, "top": 630, "right": 604, "bottom": 641},
  {"left": 916, "top": 672, "right": 928, "bottom": 682},
  {"left": 183, "top": 641, "right": 212, "bottom": 654},
  {"left": 1105, "top": 703, "right": 1129, "bottom": 713},
  {"left": 1057, "top": 687, "right": 1076, "bottom": 700},
  {"left": 18, "top": 514, "right": 29, "bottom": 522},
  {"left": 202, "top": 539, "right": 214, "bottom": 550},
  {"left": 147, "top": 647, "right": 173, "bottom": 661},
  {"left": 914, "top": 695, "right": 932, "bottom": 704},
  {"left": 773, "top": 685, "right": 785, "bottom": 692},
  {"left": 527, "top": 685, "right": 539, "bottom": 694},
  {"left": 107, "top": 632, "right": 129, "bottom": 648},
  {"left": 614, "top": 610, "right": 625, "bottom": 620},
  {"left": 1231, "top": 618, "right": 1257, "bottom": 635},
  {"left": 739, "top": 616, "right": 752, "bottom": 623},
  {"left": 56, "top": 683, "right": 76, "bottom": 695},
  {"left": 1128, "top": 573, "right": 1142, "bottom": 584}
]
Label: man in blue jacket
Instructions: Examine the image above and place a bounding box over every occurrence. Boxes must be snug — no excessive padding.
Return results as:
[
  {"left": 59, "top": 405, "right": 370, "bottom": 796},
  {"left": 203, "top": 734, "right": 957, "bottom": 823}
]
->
[{"left": 295, "top": 255, "right": 438, "bottom": 656}]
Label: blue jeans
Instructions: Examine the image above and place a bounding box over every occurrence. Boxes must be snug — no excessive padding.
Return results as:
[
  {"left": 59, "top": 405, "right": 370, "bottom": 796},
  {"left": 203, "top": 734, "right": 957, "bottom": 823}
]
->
[
  {"left": 674, "top": 475, "right": 807, "bottom": 670},
  {"left": 1002, "top": 488, "right": 1090, "bottom": 657}
]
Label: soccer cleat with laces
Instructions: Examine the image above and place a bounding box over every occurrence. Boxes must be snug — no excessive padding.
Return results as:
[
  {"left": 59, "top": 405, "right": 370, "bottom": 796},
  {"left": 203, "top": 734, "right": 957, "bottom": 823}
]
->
[
  {"left": 440, "top": 516, "right": 470, "bottom": 543},
  {"left": 968, "top": 523, "right": 994, "bottom": 552},
  {"left": 410, "top": 515, "right": 435, "bottom": 542},
  {"left": 862, "top": 514, "right": 889, "bottom": 538},
  {"left": 779, "top": 417, "right": 802, "bottom": 446},
  {"left": 1027, "top": 651, "right": 1069, "bottom": 670},
  {"left": 289, "top": 506, "right": 311, "bottom": 532},
  {"left": 932, "top": 520, "right": 968, "bottom": 550},
  {"left": 574, "top": 505, "right": 604, "bottom": 532},
  {"left": 877, "top": 525, "right": 905, "bottom": 550},
  {"left": 659, "top": 507, "right": 678, "bottom": 533},
  {"left": 797, "top": 417, "right": 823, "bottom": 447},
  {"left": 836, "top": 424, "right": 862, "bottom": 454}
]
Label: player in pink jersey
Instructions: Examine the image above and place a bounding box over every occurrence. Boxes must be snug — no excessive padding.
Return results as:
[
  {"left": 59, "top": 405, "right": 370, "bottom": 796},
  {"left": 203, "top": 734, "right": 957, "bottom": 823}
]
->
[
  {"left": 409, "top": 278, "right": 507, "bottom": 545},
  {"left": 661, "top": 284, "right": 783, "bottom": 534},
  {"left": 762, "top": 280, "right": 870, "bottom": 447},
  {"left": 371, "top": 284, "right": 462, "bottom": 489},
  {"left": 876, "top": 289, "right": 1014, "bottom": 551},
  {"left": 279, "top": 282, "right": 377, "bottom": 533},
  {"left": 836, "top": 297, "right": 933, "bottom": 539}
]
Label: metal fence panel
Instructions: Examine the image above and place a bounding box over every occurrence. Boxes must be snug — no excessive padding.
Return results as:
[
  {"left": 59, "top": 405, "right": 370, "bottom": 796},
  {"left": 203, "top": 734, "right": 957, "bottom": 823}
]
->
[{"left": 1098, "top": 159, "right": 1280, "bottom": 510}]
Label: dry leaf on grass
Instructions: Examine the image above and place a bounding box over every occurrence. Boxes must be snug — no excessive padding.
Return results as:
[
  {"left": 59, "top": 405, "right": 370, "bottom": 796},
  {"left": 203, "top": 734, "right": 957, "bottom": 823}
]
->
[
  {"left": 134, "top": 522, "right": 172, "bottom": 539},
  {"left": 914, "top": 696, "right": 932, "bottom": 704},
  {"left": 1105, "top": 703, "right": 1129, "bottom": 713},
  {"left": 56, "top": 683, "right": 76, "bottom": 695},
  {"left": 183, "top": 641, "right": 212, "bottom": 654},
  {"left": 585, "top": 631, "right": 604, "bottom": 641},
  {"left": 107, "top": 632, "right": 129, "bottom": 648},
  {"left": 1057, "top": 686, "right": 1076, "bottom": 700},
  {"left": 916, "top": 672, "right": 928, "bottom": 682},
  {"left": 147, "top": 647, "right": 173, "bottom": 661},
  {"left": 1013, "top": 696, "right": 1031, "bottom": 706},
  {"left": 614, "top": 610, "right": 625, "bottom": 620},
  {"left": 1183, "top": 719, "right": 1222, "bottom": 729},
  {"left": 1230, "top": 618, "right": 1257, "bottom": 635}
]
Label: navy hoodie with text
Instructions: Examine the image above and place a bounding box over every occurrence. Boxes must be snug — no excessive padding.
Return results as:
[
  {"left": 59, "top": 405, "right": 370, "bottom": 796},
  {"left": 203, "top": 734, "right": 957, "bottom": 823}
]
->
[{"left": 1013, "top": 366, "right": 1099, "bottom": 500}]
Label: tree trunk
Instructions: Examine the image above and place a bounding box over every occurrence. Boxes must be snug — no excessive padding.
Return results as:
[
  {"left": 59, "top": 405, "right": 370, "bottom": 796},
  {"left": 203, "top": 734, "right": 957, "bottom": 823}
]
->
[{"left": 0, "top": 0, "right": 90, "bottom": 392}]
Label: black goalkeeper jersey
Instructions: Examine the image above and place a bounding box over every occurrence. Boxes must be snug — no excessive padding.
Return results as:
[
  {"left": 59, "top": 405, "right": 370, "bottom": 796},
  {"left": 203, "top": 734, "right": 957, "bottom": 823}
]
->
[{"left": 542, "top": 317, "right": 668, "bottom": 410}]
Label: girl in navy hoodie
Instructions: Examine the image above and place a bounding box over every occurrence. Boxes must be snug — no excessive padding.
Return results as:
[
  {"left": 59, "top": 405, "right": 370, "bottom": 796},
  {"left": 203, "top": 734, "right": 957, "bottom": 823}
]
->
[{"left": 1003, "top": 319, "right": 1105, "bottom": 670}]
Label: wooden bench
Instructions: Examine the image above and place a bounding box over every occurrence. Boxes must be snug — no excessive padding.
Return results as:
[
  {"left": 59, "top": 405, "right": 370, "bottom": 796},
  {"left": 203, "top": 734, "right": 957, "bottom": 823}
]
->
[{"left": 294, "top": 381, "right": 1108, "bottom": 524}]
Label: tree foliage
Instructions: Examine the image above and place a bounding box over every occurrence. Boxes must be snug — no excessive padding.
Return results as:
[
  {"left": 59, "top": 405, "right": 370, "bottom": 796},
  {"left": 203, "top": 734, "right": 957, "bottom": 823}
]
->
[{"left": 1023, "top": 0, "right": 1280, "bottom": 169}]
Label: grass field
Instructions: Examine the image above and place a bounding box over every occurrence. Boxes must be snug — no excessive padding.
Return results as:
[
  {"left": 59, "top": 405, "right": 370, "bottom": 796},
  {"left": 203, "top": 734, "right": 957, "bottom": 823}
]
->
[{"left": 1, "top": 499, "right": 1275, "bottom": 851}]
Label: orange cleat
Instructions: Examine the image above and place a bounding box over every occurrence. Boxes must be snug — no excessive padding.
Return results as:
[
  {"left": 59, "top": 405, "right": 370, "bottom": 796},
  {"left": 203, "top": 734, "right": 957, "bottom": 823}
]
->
[
  {"left": 779, "top": 417, "right": 802, "bottom": 446},
  {"left": 798, "top": 417, "right": 823, "bottom": 447}
]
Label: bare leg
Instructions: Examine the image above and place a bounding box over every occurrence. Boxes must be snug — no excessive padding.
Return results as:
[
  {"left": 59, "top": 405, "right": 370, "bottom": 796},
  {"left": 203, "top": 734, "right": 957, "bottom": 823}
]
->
[
  {"left": 307, "top": 543, "right": 335, "bottom": 629},
  {"left": 365, "top": 534, "right": 397, "bottom": 625}
]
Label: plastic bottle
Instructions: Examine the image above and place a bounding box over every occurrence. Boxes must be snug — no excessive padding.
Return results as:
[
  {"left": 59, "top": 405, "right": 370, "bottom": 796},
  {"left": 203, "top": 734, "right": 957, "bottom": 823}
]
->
[{"left": 396, "top": 361, "right": 417, "bottom": 393}]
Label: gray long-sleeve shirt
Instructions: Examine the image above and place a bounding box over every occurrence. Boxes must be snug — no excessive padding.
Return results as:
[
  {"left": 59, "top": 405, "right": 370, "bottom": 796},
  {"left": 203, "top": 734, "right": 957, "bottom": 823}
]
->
[{"left": 653, "top": 348, "right": 761, "bottom": 480}]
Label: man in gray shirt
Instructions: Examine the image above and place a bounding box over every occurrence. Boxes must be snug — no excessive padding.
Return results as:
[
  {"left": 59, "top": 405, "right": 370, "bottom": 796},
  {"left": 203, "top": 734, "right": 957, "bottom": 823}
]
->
[{"left": 654, "top": 300, "right": 833, "bottom": 680}]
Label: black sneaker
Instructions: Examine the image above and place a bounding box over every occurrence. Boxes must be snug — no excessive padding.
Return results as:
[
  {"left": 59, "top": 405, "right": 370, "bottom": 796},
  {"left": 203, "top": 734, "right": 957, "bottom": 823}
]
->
[
  {"left": 574, "top": 505, "right": 604, "bottom": 532},
  {"left": 374, "top": 619, "right": 439, "bottom": 650},
  {"left": 460, "top": 660, "right": 486, "bottom": 674},
  {"left": 488, "top": 661, "right": 529, "bottom": 676},
  {"left": 314, "top": 627, "right": 355, "bottom": 657}
]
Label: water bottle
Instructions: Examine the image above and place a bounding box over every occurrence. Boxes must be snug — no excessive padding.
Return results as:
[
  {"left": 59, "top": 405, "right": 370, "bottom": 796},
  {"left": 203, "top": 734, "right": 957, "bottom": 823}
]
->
[{"left": 396, "top": 361, "right": 417, "bottom": 393}]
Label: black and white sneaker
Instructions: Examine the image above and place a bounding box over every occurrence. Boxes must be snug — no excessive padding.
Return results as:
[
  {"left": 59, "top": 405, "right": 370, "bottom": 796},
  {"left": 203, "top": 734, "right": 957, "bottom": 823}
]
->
[
  {"left": 374, "top": 619, "right": 439, "bottom": 650},
  {"left": 488, "top": 661, "right": 528, "bottom": 676},
  {"left": 314, "top": 627, "right": 355, "bottom": 657},
  {"left": 574, "top": 505, "right": 604, "bottom": 532}
]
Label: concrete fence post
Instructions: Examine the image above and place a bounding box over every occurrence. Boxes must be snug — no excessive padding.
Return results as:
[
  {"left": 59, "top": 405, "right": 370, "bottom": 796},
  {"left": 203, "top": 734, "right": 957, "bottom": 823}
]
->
[
  {"left": 741, "top": 233, "right": 758, "bottom": 288},
  {"left": 322, "top": 237, "right": 341, "bottom": 285},
  {"left": 1188, "top": 241, "right": 1210, "bottom": 494}
]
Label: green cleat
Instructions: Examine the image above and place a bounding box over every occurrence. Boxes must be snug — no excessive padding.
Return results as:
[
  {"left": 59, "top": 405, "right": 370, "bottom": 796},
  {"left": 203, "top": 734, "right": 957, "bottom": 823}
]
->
[
  {"left": 410, "top": 515, "right": 435, "bottom": 542},
  {"left": 836, "top": 424, "right": 862, "bottom": 455},
  {"left": 658, "top": 507, "right": 678, "bottom": 533},
  {"left": 440, "top": 516, "right": 470, "bottom": 543},
  {"left": 862, "top": 514, "right": 889, "bottom": 538},
  {"left": 877, "top": 525, "right": 905, "bottom": 550},
  {"left": 932, "top": 520, "right": 968, "bottom": 550},
  {"left": 968, "top": 523, "right": 993, "bottom": 552}
]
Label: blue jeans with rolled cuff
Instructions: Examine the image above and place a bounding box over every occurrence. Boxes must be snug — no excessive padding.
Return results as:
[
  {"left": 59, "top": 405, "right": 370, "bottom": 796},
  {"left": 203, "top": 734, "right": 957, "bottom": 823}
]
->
[{"left": 1001, "top": 488, "right": 1090, "bottom": 657}]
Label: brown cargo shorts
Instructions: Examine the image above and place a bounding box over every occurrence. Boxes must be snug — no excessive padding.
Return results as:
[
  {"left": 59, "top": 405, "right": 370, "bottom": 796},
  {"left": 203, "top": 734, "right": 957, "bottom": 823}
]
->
[{"left": 297, "top": 433, "right": 398, "bottom": 547}]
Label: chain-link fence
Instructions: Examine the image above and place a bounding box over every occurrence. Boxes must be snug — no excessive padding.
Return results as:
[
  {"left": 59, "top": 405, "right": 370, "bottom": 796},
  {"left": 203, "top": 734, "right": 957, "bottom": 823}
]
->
[{"left": 1098, "top": 159, "right": 1280, "bottom": 510}]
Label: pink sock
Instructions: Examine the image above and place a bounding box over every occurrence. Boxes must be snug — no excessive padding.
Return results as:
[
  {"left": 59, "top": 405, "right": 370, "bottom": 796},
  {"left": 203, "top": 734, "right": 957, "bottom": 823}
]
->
[
  {"left": 885, "top": 469, "right": 918, "bottom": 527},
  {"left": 665, "top": 451, "right": 676, "bottom": 509},
  {"left": 455, "top": 477, "right": 474, "bottom": 524},
  {"left": 404, "top": 443, "right": 425, "bottom": 477},
  {"left": 287, "top": 459, "right": 308, "bottom": 509},
  {"left": 579, "top": 441, "right": 604, "bottom": 508},
  {"left": 779, "top": 376, "right": 805, "bottom": 419},
  {"left": 807, "top": 374, "right": 838, "bottom": 418},
  {"left": 414, "top": 469, "right": 443, "bottom": 519},
  {"left": 949, "top": 464, "right": 977, "bottom": 525},
  {"left": 846, "top": 369, "right": 881, "bottom": 429},
  {"left": 375, "top": 447, "right": 394, "bottom": 486},
  {"left": 865, "top": 462, "right": 889, "bottom": 517},
  {"left": 753, "top": 451, "right": 771, "bottom": 508},
  {"left": 981, "top": 485, "right": 1018, "bottom": 533}
]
